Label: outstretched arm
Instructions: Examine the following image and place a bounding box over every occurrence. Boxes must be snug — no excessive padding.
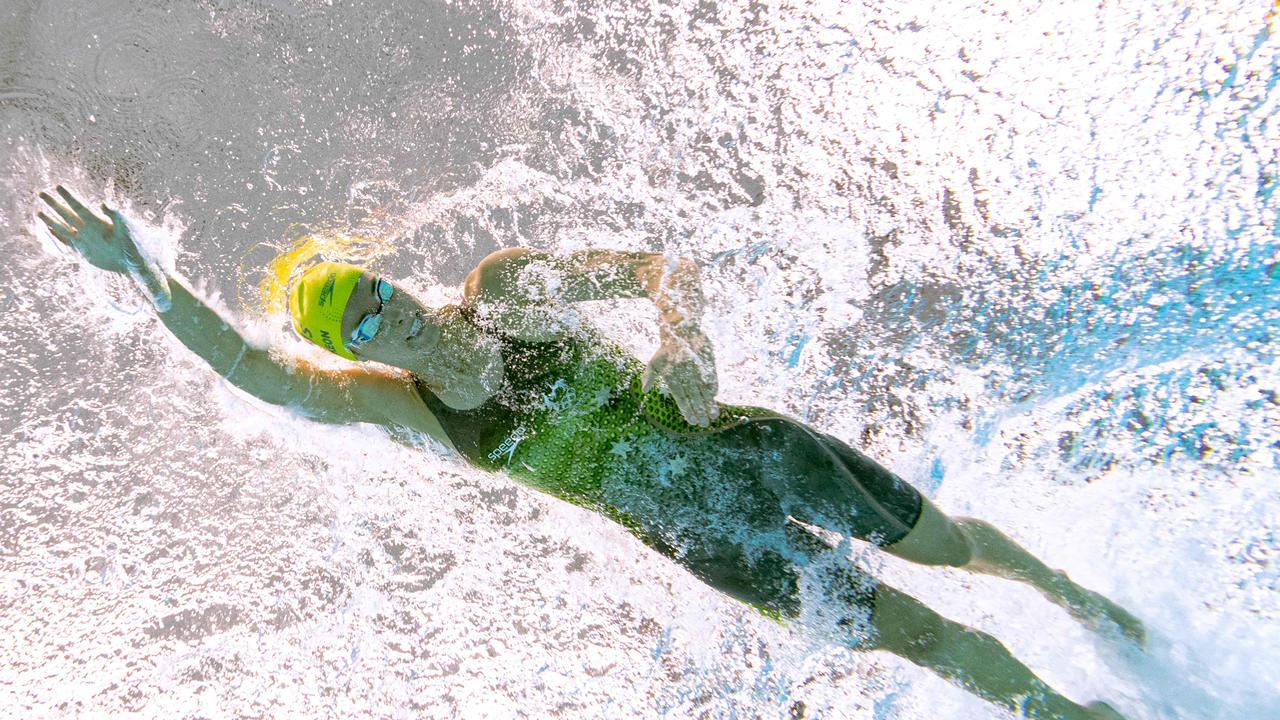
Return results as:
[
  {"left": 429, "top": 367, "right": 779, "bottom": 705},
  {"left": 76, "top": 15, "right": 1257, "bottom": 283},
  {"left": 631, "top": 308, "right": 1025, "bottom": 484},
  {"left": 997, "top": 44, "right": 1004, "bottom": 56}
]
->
[
  {"left": 37, "top": 186, "right": 452, "bottom": 446},
  {"left": 158, "top": 273, "right": 433, "bottom": 430},
  {"left": 463, "top": 247, "right": 719, "bottom": 426}
]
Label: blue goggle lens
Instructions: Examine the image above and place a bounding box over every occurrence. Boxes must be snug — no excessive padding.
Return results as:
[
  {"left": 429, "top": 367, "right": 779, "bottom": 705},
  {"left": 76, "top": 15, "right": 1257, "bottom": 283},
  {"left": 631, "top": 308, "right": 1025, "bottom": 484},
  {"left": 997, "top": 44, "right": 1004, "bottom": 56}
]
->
[
  {"left": 348, "top": 278, "right": 393, "bottom": 350},
  {"left": 350, "top": 313, "right": 382, "bottom": 348}
]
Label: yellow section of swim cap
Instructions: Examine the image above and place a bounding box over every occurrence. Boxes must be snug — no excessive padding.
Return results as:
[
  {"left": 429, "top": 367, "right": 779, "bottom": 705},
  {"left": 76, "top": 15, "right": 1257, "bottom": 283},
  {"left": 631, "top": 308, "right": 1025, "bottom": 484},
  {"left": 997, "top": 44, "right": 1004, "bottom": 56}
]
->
[
  {"left": 255, "top": 228, "right": 389, "bottom": 317},
  {"left": 289, "top": 262, "right": 364, "bottom": 360}
]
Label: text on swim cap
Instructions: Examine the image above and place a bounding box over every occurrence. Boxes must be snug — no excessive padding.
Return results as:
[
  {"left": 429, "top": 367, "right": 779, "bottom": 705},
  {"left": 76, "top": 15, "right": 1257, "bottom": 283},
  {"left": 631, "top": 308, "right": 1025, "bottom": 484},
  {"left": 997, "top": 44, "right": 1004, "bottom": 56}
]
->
[{"left": 319, "top": 272, "right": 337, "bottom": 307}]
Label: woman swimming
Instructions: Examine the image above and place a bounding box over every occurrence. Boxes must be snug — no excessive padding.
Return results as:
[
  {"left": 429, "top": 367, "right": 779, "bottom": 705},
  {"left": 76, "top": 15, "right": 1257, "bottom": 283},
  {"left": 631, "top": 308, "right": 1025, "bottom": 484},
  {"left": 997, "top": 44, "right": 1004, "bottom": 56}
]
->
[{"left": 37, "top": 185, "right": 1141, "bottom": 719}]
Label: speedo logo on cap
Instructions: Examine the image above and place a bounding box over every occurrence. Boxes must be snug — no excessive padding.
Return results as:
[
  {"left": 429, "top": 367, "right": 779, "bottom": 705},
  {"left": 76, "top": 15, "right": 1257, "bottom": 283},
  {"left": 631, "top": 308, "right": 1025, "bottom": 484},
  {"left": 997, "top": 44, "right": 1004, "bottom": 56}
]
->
[
  {"left": 318, "top": 272, "right": 337, "bottom": 307},
  {"left": 319, "top": 329, "right": 338, "bottom": 354}
]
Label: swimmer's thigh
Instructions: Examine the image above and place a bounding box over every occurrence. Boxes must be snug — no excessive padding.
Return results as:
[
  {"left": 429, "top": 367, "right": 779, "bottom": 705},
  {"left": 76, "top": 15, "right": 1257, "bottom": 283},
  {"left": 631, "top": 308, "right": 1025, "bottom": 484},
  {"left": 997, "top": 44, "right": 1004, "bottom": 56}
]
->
[
  {"left": 679, "top": 540, "right": 805, "bottom": 617},
  {"left": 677, "top": 524, "right": 877, "bottom": 628},
  {"left": 761, "top": 422, "right": 924, "bottom": 546},
  {"left": 784, "top": 428, "right": 970, "bottom": 566}
]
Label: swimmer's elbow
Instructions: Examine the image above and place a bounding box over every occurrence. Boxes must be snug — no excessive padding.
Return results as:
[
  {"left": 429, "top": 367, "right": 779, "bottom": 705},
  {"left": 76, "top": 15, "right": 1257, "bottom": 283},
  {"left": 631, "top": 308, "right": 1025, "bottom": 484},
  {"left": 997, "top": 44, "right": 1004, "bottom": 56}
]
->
[
  {"left": 224, "top": 350, "right": 414, "bottom": 429},
  {"left": 222, "top": 347, "right": 297, "bottom": 407}
]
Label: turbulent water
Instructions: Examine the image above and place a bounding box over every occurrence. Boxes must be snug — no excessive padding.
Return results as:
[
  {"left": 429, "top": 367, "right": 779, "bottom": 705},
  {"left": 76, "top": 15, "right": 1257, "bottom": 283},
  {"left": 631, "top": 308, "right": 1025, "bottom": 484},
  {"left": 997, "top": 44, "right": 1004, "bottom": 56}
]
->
[{"left": 1, "top": 0, "right": 1277, "bottom": 718}]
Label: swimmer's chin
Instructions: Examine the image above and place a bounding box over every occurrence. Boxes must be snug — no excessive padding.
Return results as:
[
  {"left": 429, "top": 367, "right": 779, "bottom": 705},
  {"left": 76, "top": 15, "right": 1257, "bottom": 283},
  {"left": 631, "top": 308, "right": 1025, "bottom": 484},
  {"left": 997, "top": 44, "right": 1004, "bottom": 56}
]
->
[{"left": 403, "top": 321, "right": 441, "bottom": 352}]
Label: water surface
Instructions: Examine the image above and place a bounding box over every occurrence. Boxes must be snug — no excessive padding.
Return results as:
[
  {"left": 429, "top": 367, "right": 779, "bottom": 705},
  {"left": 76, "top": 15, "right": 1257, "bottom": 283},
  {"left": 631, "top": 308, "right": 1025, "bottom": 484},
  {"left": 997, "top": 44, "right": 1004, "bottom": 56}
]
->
[{"left": 1, "top": 1, "right": 1277, "bottom": 718}]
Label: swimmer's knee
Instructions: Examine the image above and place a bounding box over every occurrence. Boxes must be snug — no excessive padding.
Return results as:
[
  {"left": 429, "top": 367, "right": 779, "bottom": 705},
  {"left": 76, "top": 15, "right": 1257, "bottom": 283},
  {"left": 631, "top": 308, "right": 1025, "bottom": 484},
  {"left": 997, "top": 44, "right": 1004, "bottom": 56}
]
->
[
  {"left": 883, "top": 498, "right": 972, "bottom": 567},
  {"left": 869, "top": 585, "right": 1009, "bottom": 669},
  {"left": 952, "top": 517, "right": 1006, "bottom": 562},
  {"left": 866, "top": 585, "right": 948, "bottom": 660}
]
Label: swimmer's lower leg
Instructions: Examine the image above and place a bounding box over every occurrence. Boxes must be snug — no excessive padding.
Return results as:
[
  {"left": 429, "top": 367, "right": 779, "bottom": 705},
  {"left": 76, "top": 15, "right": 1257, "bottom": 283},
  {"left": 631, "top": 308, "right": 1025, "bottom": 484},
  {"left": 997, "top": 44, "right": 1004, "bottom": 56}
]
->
[
  {"left": 952, "top": 517, "right": 1061, "bottom": 584},
  {"left": 868, "top": 584, "right": 1115, "bottom": 720},
  {"left": 953, "top": 518, "right": 1145, "bottom": 645},
  {"left": 885, "top": 501, "right": 1144, "bottom": 644}
]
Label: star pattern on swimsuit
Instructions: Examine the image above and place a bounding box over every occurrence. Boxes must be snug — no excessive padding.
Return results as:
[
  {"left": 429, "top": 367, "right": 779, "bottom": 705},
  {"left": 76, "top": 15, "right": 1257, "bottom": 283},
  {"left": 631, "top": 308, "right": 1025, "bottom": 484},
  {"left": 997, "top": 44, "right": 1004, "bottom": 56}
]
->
[
  {"left": 610, "top": 440, "right": 632, "bottom": 457},
  {"left": 665, "top": 456, "right": 689, "bottom": 477},
  {"left": 593, "top": 385, "right": 612, "bottom": 407}
]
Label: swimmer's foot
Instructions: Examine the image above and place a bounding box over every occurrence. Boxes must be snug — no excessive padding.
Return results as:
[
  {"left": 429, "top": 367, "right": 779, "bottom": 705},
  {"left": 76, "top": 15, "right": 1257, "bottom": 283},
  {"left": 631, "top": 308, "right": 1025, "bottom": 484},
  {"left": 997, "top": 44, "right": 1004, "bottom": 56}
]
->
[
  {"left": 1047, "top": 571, "right": 1146, "bottom": 647},
  {"left": 1085, "top": 701, "right": 1127, "bottom": 720}
]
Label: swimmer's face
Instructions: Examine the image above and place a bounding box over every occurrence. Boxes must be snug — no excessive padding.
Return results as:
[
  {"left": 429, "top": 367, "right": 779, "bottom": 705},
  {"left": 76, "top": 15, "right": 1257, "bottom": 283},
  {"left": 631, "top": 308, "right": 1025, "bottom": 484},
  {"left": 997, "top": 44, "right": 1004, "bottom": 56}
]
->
[{"left": 341, "top": 272, "right": 440, "bottom": 367}]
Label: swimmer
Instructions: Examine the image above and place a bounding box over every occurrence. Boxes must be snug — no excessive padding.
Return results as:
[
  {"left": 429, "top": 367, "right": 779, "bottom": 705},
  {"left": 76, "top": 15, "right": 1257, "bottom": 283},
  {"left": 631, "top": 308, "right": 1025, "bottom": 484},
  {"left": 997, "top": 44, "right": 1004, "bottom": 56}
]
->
[{"left": 38, "top": 185, "right": 1142, "bottom": 719}]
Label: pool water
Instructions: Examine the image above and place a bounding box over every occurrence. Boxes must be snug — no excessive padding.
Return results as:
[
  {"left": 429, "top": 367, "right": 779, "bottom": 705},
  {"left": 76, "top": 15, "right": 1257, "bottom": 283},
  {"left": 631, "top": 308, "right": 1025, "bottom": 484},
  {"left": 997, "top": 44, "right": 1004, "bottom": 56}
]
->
[{"left": 1, "top": 1, "right": 1276, "bottom": 718}]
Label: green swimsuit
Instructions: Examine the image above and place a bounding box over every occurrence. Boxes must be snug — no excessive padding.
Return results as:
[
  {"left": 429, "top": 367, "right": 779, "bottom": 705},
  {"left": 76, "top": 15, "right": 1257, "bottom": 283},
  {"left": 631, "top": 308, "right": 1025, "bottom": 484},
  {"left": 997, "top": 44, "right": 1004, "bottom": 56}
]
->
[{"left": 415, "top": 327, "right": 922, "bottom": 634}]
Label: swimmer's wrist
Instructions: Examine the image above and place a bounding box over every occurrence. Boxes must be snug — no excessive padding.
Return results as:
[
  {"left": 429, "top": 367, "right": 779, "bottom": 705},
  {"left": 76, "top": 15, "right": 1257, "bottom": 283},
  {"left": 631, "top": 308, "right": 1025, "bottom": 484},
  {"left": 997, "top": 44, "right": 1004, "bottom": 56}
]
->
[
  {"left": 108, "top": 207, "right": 173, "bottom": 312},
  {"left": 657, "top": 309, "right": 701, "bottom": 337},
  {"left": 128, "top": 261, "right": 173, "bottom": 312},
  {"left": 654, "top": 285, "right": 705, "bottom": 332},
  {"left": 658, "top": 321, "right": 709, "bottom": 353},
  {"left": 657, "top": 305, "right": 701, "bottom": 329}
]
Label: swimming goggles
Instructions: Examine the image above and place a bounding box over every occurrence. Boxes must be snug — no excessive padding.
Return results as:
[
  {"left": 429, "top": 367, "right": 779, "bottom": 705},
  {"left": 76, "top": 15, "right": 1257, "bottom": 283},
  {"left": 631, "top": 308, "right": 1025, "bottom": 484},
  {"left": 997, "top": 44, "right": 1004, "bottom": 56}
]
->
[{"left": 347, "top": 278, "right": 394, "bottom": 351}]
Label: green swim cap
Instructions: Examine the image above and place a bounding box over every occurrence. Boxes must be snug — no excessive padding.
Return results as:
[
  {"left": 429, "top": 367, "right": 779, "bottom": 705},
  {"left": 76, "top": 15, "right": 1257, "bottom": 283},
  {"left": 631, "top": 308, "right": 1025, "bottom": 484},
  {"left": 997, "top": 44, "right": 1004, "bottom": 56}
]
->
[{"left": 288, "top": 261, "right": 364, "bottom": 360}]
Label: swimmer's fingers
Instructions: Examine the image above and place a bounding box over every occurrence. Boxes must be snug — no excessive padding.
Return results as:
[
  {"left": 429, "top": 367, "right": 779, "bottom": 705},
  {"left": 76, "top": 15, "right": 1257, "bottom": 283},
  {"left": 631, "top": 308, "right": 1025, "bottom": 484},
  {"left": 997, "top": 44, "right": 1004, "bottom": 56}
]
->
[
  {"left": 39, "top": 190, "right": 82, "bottom": 230},
  {"left": 37, "top": 211, "right": 75, "bottom": 245},
  {"left": 678, "top": 371, "right": 709, "bottom": 426},
  {"left": 668, "top": 375, "right": 702, "bottom": 427},
  {"left": 690, "top": 371, "right": 718, "bottom": 424},
  {"left": 688, "top": 373, "right": 718, "bottom": 427},
  {"left": 647, "top": 340, "right": 719, "bottom": 426},
  {"left": 101, "top": 204, "right": 126, "bottom": 231},
  {"left": 644, "top": 354, "right": 701, "bottom": 424},
  {"left": 641, "top": 352, "right": 669, "bottom": 394},
  {"left": 672, "top": 362, "right": 714, "bottom": 427},
  {"left": 658, "top": 359, "right": 692, "bottom": 421},
  {"left": 36, "top": 188, "right": 142, "bottom": 275},
  {"left": 681, "top": 342, "right": 719, "bottom": 426},
  {"left": 56, "top": 185, "right": 107, "bottom": 229}
]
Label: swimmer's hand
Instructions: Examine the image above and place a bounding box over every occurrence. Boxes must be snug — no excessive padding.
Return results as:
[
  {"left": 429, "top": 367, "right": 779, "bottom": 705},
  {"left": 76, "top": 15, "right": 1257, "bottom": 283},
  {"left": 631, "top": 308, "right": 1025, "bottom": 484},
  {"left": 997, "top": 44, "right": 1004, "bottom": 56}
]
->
[
  {"left": 37, "top": 185, "right": 170, "bottom": 308},
  {"left": 642, "top": 326, "right": 720, "bottom": 427}
]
